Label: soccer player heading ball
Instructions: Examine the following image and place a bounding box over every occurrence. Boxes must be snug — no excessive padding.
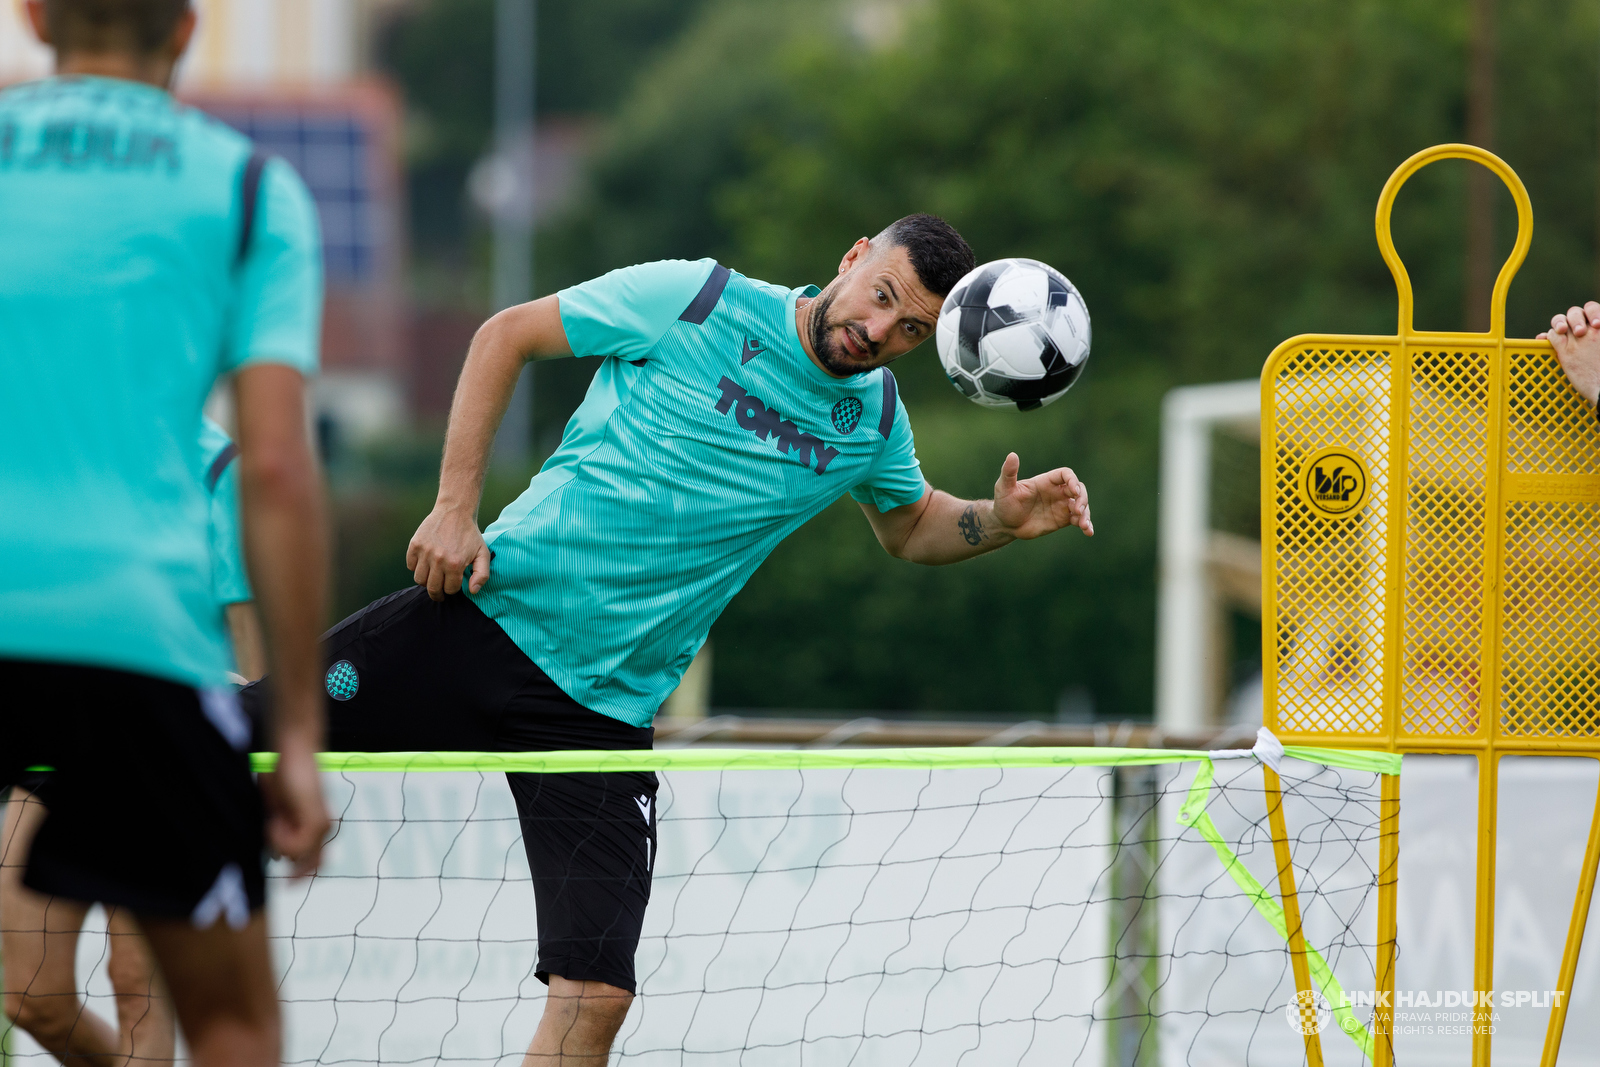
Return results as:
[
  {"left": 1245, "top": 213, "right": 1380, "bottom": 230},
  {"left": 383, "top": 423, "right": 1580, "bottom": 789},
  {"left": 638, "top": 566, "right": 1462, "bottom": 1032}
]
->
[{"left": 244, "top": 216, "right": 1095, "bottom": 1059}]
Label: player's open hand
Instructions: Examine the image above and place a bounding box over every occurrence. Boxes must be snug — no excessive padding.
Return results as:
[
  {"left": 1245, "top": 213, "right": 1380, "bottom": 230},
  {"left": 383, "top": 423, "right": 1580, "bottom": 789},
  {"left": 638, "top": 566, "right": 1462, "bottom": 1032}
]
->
[
  {"left": 407, "top": 503, "right": 493, "bottom": 601},
  {"left": 991, "top": 452, "right": 1094, "bottom": 539},
  {"left": 1537, "top": 301, "right": 1600, "bottom": 408},
  {"left": 260, "top": 737, "right": 330, "bottom": 878}
]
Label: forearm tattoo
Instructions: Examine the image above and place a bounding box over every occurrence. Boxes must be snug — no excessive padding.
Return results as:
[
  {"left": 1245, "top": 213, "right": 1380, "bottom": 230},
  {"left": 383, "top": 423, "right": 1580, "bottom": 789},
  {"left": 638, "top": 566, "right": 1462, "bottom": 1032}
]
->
[{"left": 958, "top": 504, "right": 985, "bottom": 546}]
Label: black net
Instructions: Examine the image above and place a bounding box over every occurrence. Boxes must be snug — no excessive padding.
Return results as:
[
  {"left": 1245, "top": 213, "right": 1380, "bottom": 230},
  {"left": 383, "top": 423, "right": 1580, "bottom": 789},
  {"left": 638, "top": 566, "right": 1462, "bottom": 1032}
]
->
[{"left": 1, "top": 753, "right": 1388, "bottom": 1067}]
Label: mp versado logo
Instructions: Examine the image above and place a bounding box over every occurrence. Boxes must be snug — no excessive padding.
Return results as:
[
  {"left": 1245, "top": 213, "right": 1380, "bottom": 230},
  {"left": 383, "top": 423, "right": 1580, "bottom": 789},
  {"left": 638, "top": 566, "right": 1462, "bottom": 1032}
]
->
[
  {"left": 1298, "top": 445, "right": 1369, "bottom": 518},
  {"left": 713, "top": 376, "right": 840, "bottom": 474}
]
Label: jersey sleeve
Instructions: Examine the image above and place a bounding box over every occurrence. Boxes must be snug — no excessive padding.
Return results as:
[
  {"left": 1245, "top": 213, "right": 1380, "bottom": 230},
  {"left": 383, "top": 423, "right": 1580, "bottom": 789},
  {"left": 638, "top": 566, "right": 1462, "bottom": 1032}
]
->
[
  {"left": 208, "top": 451, "right": 253, "bottom": 606},
  {"left": 849, "top": 395, "right": 928, "bottom": 513},
  {"left": 557, "top": 258, "right": 718, "bottom": 361},
  {"left": 224, "top": 158, "right": 323, "bottom": 375}
]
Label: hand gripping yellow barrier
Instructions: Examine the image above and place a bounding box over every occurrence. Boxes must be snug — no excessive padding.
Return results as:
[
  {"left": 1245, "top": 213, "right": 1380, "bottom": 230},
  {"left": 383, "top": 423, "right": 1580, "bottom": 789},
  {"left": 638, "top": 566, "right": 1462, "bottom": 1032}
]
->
[{"left": 1261, "top": 144, "right": 1600, "bottom": 1066}]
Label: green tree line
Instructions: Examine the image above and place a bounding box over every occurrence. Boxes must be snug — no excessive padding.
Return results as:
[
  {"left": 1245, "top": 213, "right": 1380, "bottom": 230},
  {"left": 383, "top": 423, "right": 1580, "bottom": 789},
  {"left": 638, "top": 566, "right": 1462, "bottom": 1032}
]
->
[{"left": 372, "top": 0, "right": 1600, "bottom": 718}]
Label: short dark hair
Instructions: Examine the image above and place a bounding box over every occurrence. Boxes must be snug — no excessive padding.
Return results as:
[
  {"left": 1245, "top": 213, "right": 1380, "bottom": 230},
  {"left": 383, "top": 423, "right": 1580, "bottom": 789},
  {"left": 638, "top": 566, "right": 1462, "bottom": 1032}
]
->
[
  {"left": 44, "top": 0, "right": 189, "bottom": 56},
  {"left": 874, "top": 214, "right": 976, "bottom": 297}
]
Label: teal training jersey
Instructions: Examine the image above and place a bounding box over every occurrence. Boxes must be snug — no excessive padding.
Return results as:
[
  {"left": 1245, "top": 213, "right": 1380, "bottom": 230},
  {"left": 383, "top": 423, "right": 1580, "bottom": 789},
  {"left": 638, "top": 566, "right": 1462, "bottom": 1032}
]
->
[
  {"left": 472, "top": 259, "right": 927, "bottom": 726},
  {"left": 0, "top": 76, "right": 322, "bottom": 687}
]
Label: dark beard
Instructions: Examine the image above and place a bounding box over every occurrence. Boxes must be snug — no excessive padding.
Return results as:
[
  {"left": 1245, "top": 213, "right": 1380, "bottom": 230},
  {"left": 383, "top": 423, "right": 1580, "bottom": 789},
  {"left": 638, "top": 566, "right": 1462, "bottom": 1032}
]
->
[{"left": 807, "top": 288, "right": 875, "bottom": 376}]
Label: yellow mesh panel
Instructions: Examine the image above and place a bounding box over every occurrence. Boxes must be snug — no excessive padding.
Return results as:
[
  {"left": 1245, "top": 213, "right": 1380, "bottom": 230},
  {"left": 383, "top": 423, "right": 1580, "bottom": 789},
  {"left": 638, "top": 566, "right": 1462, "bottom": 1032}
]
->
[
  {"left": 1500, "top": 501, "right": 1600, "bottom": 737},
  {"left": 1499, "top": 345, "right": 1600, "bottom": 738},
  {"left": 1507, "top": 344, "right": 1600, "bottom": 475},
  {"left": 1265, "top": 342, "right": 1600, "bottom": 744},
  {"left": 1268, "top": 346, "right": 1391, "bottom": 737},
  {"left": 1399, "top": 349, "right": 1490, "bottom": 737}
]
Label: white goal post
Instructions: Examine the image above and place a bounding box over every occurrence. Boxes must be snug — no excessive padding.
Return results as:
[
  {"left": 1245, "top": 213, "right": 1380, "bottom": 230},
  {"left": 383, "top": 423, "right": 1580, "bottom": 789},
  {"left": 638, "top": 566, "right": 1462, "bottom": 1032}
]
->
[{"left": 1155, "top": 379, "right": 1261, "bottom": 733}]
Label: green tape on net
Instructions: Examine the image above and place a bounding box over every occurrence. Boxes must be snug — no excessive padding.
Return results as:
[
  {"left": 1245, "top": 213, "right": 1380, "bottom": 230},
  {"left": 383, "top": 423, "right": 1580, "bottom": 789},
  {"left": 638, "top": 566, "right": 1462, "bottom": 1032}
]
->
[
  {"left": 1283, "top": 745, "right": 1401, "bottom": 776},
  {"left": 251, "top": 746, "right": 1206, "bottom": 773},
  {"left": 1179, "top": 758, "right": 1377, "bottom": 1061},
  {"left": 246, "top": 745, "right": 1399, "bottom": 776}
]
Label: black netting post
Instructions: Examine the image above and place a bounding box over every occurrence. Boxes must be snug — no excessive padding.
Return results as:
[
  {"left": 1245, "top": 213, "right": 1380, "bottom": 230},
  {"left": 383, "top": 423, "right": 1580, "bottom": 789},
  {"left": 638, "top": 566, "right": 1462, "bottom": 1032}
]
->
[{"left": 1106, "top": 763, "right": 1162, "bottom": 1067}]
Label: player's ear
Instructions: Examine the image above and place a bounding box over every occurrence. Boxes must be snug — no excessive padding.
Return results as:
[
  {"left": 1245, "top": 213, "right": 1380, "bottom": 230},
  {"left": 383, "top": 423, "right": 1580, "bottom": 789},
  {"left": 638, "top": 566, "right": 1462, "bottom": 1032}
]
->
[
  {"left": 166, "top": 7, "right": 198, "bottom": 63},
  {"left": 838, "top": 237, "right": 871, "bottom": 275},
  {"left": 24, "top": 1, "right": 50, "bottom": 45}
]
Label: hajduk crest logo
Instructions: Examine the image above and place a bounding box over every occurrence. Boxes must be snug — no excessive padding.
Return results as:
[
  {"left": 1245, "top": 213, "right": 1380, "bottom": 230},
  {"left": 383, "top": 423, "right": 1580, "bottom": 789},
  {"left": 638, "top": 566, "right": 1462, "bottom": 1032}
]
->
[
  {"left": 326, "top": 660, "right": 360, "bottom": 701},
  {"left": 1298, "top": 445, "right": 1369, "bottom": 518},
  {"left": 1285, "top": 989, "right": 1332, "bottom": 1035},
  {"left": 831, "top": 397, "right": 863, "bottom": 434}
]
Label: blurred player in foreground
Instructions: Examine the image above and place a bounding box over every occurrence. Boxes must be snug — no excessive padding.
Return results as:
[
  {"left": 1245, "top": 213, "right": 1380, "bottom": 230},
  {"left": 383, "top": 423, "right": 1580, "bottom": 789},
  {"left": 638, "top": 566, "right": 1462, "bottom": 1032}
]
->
[
  {"left": 2, "top": 420, "right": 263, "bottom": 1067},
  {"left": 245, "top": 216, "right": 1094, "bottom": 1062},
  {"left": 0, "top": 4, "right": 330, "bottom": 1067}
]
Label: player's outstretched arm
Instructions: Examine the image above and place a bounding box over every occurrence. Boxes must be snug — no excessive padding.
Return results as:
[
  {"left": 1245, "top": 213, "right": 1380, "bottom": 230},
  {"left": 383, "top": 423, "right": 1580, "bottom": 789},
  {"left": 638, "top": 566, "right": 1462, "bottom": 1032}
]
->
[
  {"left": 408, "top": 295, "right": 574, "bottom": 601},
  {"left": 1538, "top": 301, "right": 1600, "bottom": 409},
  {"left": 233, "top": 363, "right": 330, "bottom": 876},
  {"left": 859, "top": 452, "right": 1094, "bottom": 566}
]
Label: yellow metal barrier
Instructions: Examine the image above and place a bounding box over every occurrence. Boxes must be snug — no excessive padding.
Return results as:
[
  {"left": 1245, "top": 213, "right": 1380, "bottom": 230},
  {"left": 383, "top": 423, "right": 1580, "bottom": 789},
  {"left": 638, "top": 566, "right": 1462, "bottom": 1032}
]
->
[{"left": 1260, "top": 143, "right": 1600, "bottom": 1065}]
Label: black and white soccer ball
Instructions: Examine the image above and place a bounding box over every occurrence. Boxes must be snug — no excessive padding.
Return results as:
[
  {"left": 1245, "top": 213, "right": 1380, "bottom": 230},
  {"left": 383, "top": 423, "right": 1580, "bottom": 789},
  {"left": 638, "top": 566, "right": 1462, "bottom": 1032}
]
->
[{"left": 936, "top": 258, "right": 1091, "bottom": 410}]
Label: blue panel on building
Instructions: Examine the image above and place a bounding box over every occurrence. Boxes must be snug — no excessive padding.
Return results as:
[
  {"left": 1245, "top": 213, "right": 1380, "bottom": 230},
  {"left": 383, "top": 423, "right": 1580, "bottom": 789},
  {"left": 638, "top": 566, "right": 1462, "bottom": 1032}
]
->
[{"left": 209, "top": 106, "right": 376, "bottom": 287}]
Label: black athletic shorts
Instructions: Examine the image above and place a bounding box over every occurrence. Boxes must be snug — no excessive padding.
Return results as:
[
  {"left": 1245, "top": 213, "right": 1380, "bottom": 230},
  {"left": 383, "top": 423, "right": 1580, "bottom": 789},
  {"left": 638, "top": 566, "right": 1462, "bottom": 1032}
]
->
[
  {"left": 240, "top": 586, "right": 657, "bottom": 993},
  {"left": 1, "top": 658, "right": 266, "bottom": 923}
]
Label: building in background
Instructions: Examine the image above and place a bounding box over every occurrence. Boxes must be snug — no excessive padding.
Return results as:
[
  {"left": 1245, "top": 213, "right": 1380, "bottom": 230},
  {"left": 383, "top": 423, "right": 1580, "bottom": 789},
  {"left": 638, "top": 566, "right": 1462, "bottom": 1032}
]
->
[
  {"left": 3, "top": 0, "right": 598, "bottom": 444},
  {"left": 1, "top": 0, "right": 409, "bottom": 451}
]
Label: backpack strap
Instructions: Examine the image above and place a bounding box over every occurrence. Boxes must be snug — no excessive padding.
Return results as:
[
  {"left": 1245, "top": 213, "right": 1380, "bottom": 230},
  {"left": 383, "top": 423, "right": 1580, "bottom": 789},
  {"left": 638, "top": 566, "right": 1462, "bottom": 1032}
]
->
[
  {"left": 877, "top": 368, "right": 899, "bottom": 440},
  {"left": 678, "top": 263, "right": 731, "bottom": 324},
  {"left": 236, "top": 149, "right": 270, "bottom": 267},
  {"left": 204, "top": 441, "right": 240, "bottom": 494}
]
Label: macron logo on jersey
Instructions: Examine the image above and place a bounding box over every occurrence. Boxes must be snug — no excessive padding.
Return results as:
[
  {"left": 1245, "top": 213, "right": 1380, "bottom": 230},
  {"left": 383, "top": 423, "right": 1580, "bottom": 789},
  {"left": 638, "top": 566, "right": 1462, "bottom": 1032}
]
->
[{"left": 714, "top": 376, "right": 841, "bottom": 474}]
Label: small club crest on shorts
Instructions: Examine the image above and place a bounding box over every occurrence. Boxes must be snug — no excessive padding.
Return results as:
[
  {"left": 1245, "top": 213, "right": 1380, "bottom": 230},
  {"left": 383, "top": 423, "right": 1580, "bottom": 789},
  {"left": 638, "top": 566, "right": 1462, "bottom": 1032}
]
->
[
  {"left": 326, "top": 660, "right": 359, "bottom": 701},
  {"left": 831, "top": 397, "right": 863, "bottom": 434}
]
